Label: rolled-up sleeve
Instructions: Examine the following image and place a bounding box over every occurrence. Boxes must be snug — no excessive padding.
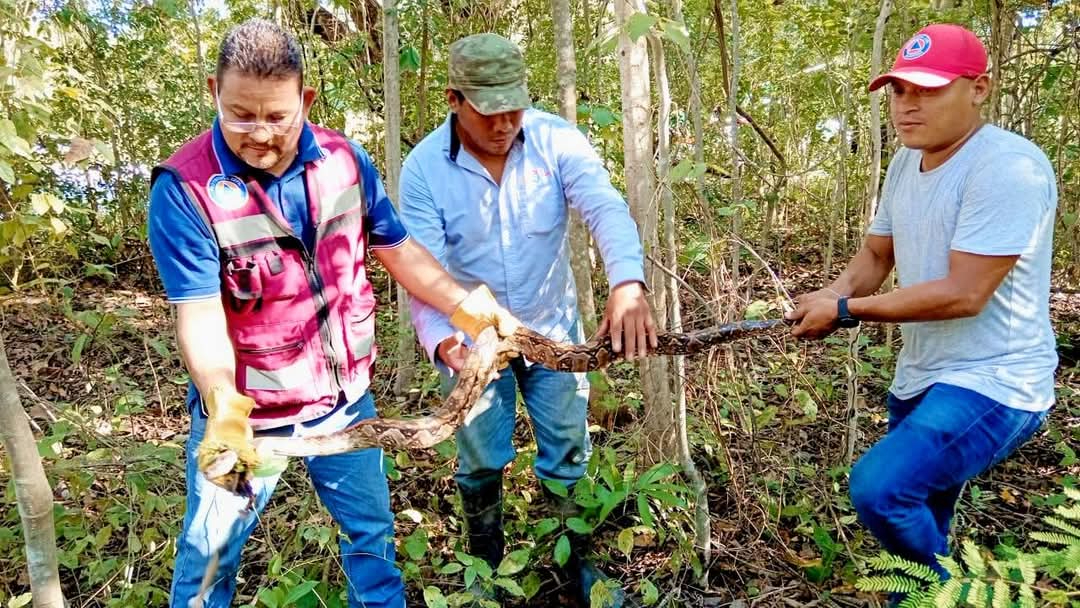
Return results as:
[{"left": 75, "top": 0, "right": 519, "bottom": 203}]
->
[
  {"left": 556, "top": 124, "right": 646, "bottom": 288},
  {"left": 399, "top": 156, "right": 458, "bottom": 363}
]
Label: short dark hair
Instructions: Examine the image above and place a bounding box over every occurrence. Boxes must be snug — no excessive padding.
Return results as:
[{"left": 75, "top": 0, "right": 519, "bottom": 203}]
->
[
  {"left": 216, "top": 18, "right": 303, "bottom": 86},
  {"left": 450, "top": 89, "right": 466, "bottom": 103}
]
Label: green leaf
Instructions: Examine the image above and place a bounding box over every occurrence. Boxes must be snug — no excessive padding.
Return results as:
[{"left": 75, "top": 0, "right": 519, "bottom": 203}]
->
[
  {"left": 473, "top": 557, "right": 492, "bottom": 580},
  {"left": 617, "top": 527, "right": 634, "bottom": 557},
  {"left": 521, "top": 571, "right": 541, "bottom": 599},
  {"left": 493, "top": 578, "right": 525, "bottom": 597},
  {"left": 439, "top": 562, "right": 463, "bottom": 574},
  {"left": 8, "top": 593, "right": 32, "bottom": 608},
  {"left": 626, "top": 12, "right": 658, "bottom": 41},
  {"left": 497, "top": 548, "right": 529, "bottom": 576},
  {"left": 1062, "top": 212, "right": 1078, "bottom": 229},
  {"left": 638, "top": 579, "right": 659, "bottom": 605},
  {"left": 423, "top": 586, "right": 449, "bottom": 608},
  {"left": 533, "top": 517, "right": 560, "bottom": 538},
  {"left": 554, "top": 534, "right": 571, "bottom": 567},
  {"left": 0, "top": 119, "right": 31, "bottom": 158},
  {"left": 670, "top": 158, "right": 695, "bottom": 182},
  {"left": 589, "top": 106, "right": 618, "bottom": 128},
  {"left": 543, "top": 479, "right": 569, "bottom": 498},
  {"left": 589, "top": 580, "right": 617, "bottom": 608},
  {"left": 662, "top": 19, "right": 691, "bottom": 54},
  {"left": 567, "top": 517, "right": 593, "bottom": 535},
  {"left": 72, "top": 333, "right": 89, "bottom": 365},
  {"left": 404, "top": 528, "right": 429, "bottom": 560},
  {"left": 400, "top": 46, "right": 421, "bottom": 72},
  {"left": 93, "top": 140, "right": 115, "bottom": 165},
  {"left": 464, "top": 565, "right": 477, "bottom": 589},
  {"left": 743, "top": 300, "right": 771, "bottom": 320},
  {"left": 0, "top": 160, "right": 13, "bottom": 184},
  {"left": 283, "top": 580, "right": 319, "bottom": 605},
  {"left": 637, "top": 494, "right": 654, "bottom": 527}
]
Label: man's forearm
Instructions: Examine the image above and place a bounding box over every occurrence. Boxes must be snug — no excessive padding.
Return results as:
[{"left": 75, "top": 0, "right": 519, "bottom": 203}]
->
[
  {"left": 176, "top": 300, "right": 237, "bottom": 397},
  {"left": 830, "top": 244, "right": 894, "bottom": 297},
  {"left": 848, "top": 278, "right": 979, "bottom": 323},
  {"left": 374, "top": 239, "right": 469, "bottom": 316}
]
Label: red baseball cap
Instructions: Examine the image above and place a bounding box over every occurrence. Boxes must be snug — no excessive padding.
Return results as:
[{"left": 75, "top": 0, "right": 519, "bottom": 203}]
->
[{"left": 868, "top": 24, "right": 988, "bottom": 91}]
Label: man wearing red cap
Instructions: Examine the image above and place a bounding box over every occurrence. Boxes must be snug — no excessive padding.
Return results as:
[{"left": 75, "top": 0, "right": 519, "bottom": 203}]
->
[{"left": 787, "top": 23, "right": 1057, "bottom": 580}]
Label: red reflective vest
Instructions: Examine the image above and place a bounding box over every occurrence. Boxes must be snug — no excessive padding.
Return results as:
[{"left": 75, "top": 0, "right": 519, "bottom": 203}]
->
[{"left": 155, "top": 125, "right": 376, "bottom": 429}]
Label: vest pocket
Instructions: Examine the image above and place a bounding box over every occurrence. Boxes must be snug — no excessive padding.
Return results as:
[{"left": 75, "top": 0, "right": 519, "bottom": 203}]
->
[
  {"left": 342, "top": 295, "right": 377, "bottom": 373},
  {"left": 233, "top": 321, "right": 325, "bottom": 407},
  {"left": 258, "top": 250, "right": 307, "bottom": 301}
]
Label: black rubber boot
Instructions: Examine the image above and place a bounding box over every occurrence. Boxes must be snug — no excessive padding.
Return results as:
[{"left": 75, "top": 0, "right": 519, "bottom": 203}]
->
[
  {"left": 459, "top": 474, "right": 506, "bottom": 570},
  {"left": 544, "top": 485, "right": 626, "bottom": 608}
]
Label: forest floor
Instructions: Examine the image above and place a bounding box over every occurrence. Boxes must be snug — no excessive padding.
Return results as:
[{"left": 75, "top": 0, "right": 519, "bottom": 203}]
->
[{"left": 1, "top": 272, "right": 1077, "bottom": 608}]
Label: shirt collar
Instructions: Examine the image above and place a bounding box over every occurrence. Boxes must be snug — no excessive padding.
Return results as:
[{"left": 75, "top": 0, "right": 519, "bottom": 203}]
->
[
  {"left": 445, "top": 113, "right": 526, "bottom": 163},
  {"left": 211, "top": 119, "right": 325, "bottom": 178}
]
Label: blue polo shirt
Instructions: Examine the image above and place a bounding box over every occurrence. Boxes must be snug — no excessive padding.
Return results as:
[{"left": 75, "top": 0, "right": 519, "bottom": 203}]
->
[{"left": 148, "top": 120, "right": 409, "bottom": 303}]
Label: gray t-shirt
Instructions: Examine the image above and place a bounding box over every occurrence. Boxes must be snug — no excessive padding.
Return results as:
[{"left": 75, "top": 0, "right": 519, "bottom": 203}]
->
[{"left": 868, "top": 124, "right": 1058, "bottom": 412}]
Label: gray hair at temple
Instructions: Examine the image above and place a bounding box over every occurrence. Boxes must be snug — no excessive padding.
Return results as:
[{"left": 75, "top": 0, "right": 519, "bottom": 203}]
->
[{"left": 215, "top": 18, "right": 304, "bottom": 85}]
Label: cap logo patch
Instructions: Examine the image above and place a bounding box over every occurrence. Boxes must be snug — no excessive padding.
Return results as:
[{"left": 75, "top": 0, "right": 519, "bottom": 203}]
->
[{"left": 902, "top": 34, "right": 932, "bottom": 60}]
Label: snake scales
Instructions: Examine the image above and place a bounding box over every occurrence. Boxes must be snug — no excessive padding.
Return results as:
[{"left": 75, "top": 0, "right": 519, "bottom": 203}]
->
[{"left": 248, "top": 319, "right": 786, "bottom": 459}]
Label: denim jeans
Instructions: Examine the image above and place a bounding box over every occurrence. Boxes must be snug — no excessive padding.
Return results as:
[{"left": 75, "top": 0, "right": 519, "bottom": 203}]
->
[
  {"left": 170, "top": 392, "right": 404, "bottom": 608},
  {"left": 850, "top": 383, "right": 1048, "bottom": 576},
  {"left": 443, "top": 356, "right": 592, "bottom": 492}
]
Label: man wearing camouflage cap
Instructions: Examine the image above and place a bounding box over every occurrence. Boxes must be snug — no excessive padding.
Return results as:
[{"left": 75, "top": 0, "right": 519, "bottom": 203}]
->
[{"left": 400, "top": 33, "right": 654, "bottom": 606}]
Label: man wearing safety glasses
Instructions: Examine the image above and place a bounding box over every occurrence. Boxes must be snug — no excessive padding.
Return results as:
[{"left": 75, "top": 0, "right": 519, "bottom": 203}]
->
[{"left": 147, "top": 19, "right": 519, "bottom": 608}]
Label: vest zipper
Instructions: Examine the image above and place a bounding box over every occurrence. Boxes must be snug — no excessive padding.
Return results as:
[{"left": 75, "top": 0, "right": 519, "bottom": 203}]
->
[{"left": 301, "top": 247, "right": 344, "bottom": 394}]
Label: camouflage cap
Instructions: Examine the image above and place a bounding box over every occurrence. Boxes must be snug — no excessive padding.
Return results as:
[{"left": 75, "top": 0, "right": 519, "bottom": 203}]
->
[{"left": 448, "top": 33, "right": 531, "bottom": 115}]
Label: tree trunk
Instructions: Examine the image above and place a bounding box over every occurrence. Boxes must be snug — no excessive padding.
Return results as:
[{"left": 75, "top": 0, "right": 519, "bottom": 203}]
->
[
  {"left": 867, "top": 0, "right": 896, "bottom": 348},
  {"left": 651, "top": 15, "right": 711, "bottom": 583},
  {"left": 416, "top": 0, "right": 430, "bottom": 142},
  {"left": 726, "top": 0, "right": 743, "bottom": 293},
  {"left": 615, "top": 0, "right": 672, "bottom": 461},
  {"left": 988, "top": 0, "right": 1011, "bottom": 126},
  {"left": 383, "top": 0, "right": 416, "bottom": 396},
  {"left": 0, "top": 334, "right": 65, "bottom": 608},
  {"left": 550, "top": 0, "right": 597, "bottom": 334}
]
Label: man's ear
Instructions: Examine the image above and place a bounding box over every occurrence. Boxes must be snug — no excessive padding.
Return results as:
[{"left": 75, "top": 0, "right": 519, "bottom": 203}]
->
[
  {"left": 208, "top": 75, "right": 219, "bottom": 105},
  {"left": 445, "top": 89, "right": 461, "bottom": 112},
  {"left": 302, "top": 85, "right": 317, "bottom": 117},
  {"left": 972, "top": 73, "right": 991, "bottom": 105}
]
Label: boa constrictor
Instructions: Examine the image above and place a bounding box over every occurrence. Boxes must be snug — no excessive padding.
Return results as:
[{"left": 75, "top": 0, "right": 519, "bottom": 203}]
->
[{"left": 249, "top": 319, "right": 785, "bottom": 458}]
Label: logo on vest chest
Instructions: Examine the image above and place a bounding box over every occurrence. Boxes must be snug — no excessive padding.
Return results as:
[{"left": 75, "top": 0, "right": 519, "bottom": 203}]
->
[{"left": 208, "top": 174, "right": 249, "bottom": 210}]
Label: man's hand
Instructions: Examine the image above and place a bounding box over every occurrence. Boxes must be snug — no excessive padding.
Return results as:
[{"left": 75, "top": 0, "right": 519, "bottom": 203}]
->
[
  {"left": 436, "top": 332, "right": 470, "bottom": 372},
  {"left": 594, "top": 281, "right": 658, "bottom": 360},
  {"left": 786, "top": 290, "right": 841, "bottom": 339},
  {"left": 196, "top": 385, "right": 259, "bottom": 490},
  {"left": 449, "top": 285, "right": 521, "bottom": 340}
]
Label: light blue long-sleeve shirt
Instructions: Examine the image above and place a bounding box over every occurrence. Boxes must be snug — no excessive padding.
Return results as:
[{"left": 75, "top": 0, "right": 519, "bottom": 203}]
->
[{"left": 400, "top": 108, "right": 646, "bottom": 362}]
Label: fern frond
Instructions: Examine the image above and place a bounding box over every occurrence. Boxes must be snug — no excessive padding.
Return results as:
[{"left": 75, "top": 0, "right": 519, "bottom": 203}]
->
[
  {"left": 962, "top": 540, "right": 987, "bottom": 577},
  {"left": 992, "top": 579, "right": 1010, "bottom": 608},
  {"left": 938, "top": 555, "right": 963, "bottom": 581},
  {"left": 899, "top": 589, "right": 930, "bottom": 608},
  {"left": 1062, "top": 486, "right": 1080, "bottom": 502},
  {"left": 870, "top": 552, "right": 918, "bottom": 571},
  {"left": 902, "top": 560, "right": 943, "bottom": 583},
  {"left": 1044, "top": 516, "right": 1080, "bottom": 539},
  {"left": 1030, "top": 531, "right": 1078, "bottom": 546},
  {"left": 966, "top": 579, "right": 987, "bottom": 607},
  {"left": 1053, "top": 504, "right": 1080, "bottom": 520},
  {"left": 934, "top": 579, "right": 963, "bottom": 608},
  {"left": 857, "top": 575, "right": 923, "bottom": 593},
  {"left": 1017, "top": 555, "right": 1036, "bottom": 585},
  {"left": 1018, "top": 583, "right": 1035, "bottom": 608}
]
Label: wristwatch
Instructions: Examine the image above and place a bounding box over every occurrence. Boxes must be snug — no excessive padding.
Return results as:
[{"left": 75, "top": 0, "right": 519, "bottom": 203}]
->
[{"left": 837, "top": 296, "right": 860, "bottom": 328}]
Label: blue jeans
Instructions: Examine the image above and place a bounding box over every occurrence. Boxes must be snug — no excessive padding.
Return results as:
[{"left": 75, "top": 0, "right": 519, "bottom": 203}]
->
[
  {"left": 170, "top": 392, "right": 404, "bottom": 608},
  {"left": 850, "top": 383, "right": 1047, "bottom": 576},
  {"left": 444, "top": 357, "right": 592, "bottom": 492}
]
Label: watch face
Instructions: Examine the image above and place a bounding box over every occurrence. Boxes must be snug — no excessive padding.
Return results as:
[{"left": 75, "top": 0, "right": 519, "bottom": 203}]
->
[{"left": 838, "top": 317, "right": 860, "bottom": 328}]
